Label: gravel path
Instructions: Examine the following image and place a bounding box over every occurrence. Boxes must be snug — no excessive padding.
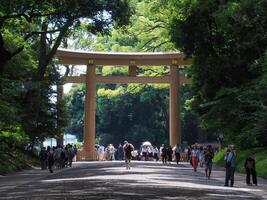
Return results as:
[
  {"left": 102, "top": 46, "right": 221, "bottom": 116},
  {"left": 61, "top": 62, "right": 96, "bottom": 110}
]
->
[{"left": 0, "top": 161, "right": 266, "bottom": 199}]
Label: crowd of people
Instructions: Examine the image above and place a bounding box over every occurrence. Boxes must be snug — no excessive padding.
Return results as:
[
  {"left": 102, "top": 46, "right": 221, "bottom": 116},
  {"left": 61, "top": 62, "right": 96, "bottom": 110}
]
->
[
  {"left": 95, "top": 143, "right": 184, "bottom": 163},
  {"left": 39, "top": 144, "right": 77, "bottom": 173},
  {"left": 39, "top": 141, "right": 258, "bottom": 187}
]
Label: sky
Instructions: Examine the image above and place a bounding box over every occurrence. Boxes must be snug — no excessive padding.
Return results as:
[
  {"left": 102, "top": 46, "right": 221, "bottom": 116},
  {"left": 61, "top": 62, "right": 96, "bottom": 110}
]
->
[
  {"left": 64, "top": 83, "right": 73, "bottom": 93},
  {"left": 60, "top": 64, "right": 87, "bottom": 94}
]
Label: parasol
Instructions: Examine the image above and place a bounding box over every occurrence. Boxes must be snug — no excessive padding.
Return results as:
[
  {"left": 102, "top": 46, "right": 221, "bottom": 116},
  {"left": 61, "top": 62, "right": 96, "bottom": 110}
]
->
[{"left": 142, "top": 141, "right": 152, "bottom": 146}]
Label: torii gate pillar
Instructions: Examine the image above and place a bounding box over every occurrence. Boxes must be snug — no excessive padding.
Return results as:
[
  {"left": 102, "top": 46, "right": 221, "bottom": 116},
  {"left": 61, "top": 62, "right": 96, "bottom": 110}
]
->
[
  {"left": 83, "top": 62, "right": 96, "bottom": 160},
  {"left": 169, "top": 63, "right": 181, "bottom": 147}
]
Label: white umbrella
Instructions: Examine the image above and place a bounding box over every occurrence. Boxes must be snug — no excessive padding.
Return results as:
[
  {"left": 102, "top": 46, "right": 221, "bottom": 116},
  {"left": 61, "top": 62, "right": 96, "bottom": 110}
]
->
[{"left": 142, "top": 141, "right": 152, "bottom": 146}]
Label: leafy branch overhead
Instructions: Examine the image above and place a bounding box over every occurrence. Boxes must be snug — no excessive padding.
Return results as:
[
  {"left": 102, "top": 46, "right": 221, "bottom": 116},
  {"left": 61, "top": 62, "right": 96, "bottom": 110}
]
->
[{"left": 0, "top": 0, "right": 131, "bottom": 145}]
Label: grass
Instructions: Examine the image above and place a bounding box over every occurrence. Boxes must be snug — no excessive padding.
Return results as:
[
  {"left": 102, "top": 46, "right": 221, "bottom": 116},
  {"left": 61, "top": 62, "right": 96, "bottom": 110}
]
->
[
  {"left": 0, "top": 149, "right": 39, "bottom": 175},
  {"left": 214, "top": 147, "right": 267, "bottom": 179}
]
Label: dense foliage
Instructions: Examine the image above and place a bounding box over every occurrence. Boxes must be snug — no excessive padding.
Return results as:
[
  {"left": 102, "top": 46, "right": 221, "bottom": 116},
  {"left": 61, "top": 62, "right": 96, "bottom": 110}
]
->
[
  {"left": 65, "top": 75, "right": 202, "bottom": 147},
  {"left": 0, "top": 0, "right": 131, "bottom": 148},
  {"left": 168, "top": 0, "right": 267, "bottom": 148},
  {"left": 1, "top": 0, "right": 266, "bottom": 151},
  {"left": 64, "top": 0, "right": 203, "bottom": 147}
]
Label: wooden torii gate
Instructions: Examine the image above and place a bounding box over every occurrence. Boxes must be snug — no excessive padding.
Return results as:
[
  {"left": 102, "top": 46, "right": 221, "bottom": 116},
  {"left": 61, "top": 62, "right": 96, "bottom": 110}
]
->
[{"left": 56, "top": 48, "right": 191, "bottom": 160}]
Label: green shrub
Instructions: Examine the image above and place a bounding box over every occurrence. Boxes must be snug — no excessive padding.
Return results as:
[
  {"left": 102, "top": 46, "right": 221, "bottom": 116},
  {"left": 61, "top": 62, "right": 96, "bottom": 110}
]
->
[
  {"left": 0, "top": 126, "right": 29, "bottom": 151},
  {"left": 0, "top": 149, "right": 39, "bottom": 175},
  {"left": 71, "top": 141, "right": 83, "bottom": 148}
]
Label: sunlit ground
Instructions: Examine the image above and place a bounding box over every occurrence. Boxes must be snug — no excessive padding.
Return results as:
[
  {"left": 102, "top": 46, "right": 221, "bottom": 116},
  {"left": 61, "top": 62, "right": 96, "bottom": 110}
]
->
[
  {"left": 42, "top": 161, "right": 262, "bottom": 193},
  {"left": 0, "top": 161, "right": 266, "bottom": 199}
]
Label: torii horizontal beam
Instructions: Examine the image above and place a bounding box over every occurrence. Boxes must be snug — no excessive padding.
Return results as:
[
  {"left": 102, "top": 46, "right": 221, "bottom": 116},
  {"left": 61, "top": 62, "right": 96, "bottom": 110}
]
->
[
  {"left": 56, "top": 48, "right": 192, "bottom": 66},
  {"left": 64, "top": 74, "right": 190, "bottom": 84}
]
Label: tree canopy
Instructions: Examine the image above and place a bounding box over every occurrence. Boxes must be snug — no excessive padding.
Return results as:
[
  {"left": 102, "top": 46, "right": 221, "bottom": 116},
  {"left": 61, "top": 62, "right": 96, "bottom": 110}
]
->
[
  {"left": 168, "top": 0, "right": 267, "bottom": 148},
  {"left": 1, "top": 0, "right": 266, "bottom": 150},
  {"left": 0, "top": 0, "right": 131, "bottom": 147}
]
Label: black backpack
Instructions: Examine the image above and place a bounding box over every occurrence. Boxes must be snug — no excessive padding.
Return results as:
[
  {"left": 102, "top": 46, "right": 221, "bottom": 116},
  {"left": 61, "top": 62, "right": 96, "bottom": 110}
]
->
[
  {"left": 40, "top": 150, "right": 47, "bottom": 160},
  {"left": 48, "top": 151, "right": 54, "bottom": 162},
  {"left": 60, "top": 151, "right": 65, "bottom": 159},
  {"left": 162, "top": 147, "right": 167, "bottom": 155}
]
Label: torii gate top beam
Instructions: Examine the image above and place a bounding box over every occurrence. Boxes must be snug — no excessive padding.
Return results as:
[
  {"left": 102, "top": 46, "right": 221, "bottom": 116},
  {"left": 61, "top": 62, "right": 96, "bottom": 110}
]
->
[{"left": 56, "top": 48, "right": 192, "bottom": 66}]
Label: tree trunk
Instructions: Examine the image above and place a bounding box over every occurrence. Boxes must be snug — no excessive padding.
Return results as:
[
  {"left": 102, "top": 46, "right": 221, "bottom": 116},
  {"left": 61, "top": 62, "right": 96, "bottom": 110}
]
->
[{"left": 56, "top": 83, "right": 64, "bottom": 146}]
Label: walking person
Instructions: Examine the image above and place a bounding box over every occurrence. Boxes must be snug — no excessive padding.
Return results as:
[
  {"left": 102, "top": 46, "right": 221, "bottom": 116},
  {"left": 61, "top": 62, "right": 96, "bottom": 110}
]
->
[
  {"left": 198, "top": 146, "right": 205, "bottom": 167},
  {"left": 173, "top": 144, "right": 181, "bottom": 165},
  {"left": 117, "top": 144, "right": 124, "bottom": 160},
  {"left": 224, "top": 144, "right": 237, "bottom": 187},
  {"left": 47, "top": 146, "right": 55, "bottom": 173},
  {"left": 160, "top": 144, "right": 168, "bottom": 164},
  {"left": 67, "top": 145, "right": 75, "bottom": 167},
  {"left": 244, "top": 155, "right": 257, "bottom": 186},
  {"left": 167, "top": 145, "right": 173, "bottom": 163},
  {"left": 123, "top": 141, "right": 134, "bottom": 170},
  {"left": 73, "top": 144, "right": 78, "bottom": 162},
  {"left": 187, "top": 146, "right": 191, "bottom": 162},
  {"left": 191, "top": 144, "right": 199, "bottom": 172},
  {"left": 39, "top": 147, "right": 48, "bottom": 170},
  {"left": 153, "top": 146, "right": 159, "bottom": 161},
  {"left": 204, "top": 145, "right": 214, "bottom": 178},
  {"left": 98, "top": 145, "right": 105, "bottom": 161}
]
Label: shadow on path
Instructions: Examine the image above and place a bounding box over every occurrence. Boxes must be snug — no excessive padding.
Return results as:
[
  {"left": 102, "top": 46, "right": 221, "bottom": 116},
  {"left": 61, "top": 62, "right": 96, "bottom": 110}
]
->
[{"left": 0, "top": 161, "right": 266, "bottom": 200}]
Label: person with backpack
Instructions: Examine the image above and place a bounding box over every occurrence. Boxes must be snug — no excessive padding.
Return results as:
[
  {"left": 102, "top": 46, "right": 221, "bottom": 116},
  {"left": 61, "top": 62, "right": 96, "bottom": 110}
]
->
[
  {"left": 123, "top": 140, "right": 134, "bottom": 170},
  {"left": 47, "top": 146, "right": 55, "bottom": 173},
  {"left": 39, "top": 147, "right": 48, "bottom": 170},
  {"left": 244, "top": 155, "right": 257, "bottom": 186}
]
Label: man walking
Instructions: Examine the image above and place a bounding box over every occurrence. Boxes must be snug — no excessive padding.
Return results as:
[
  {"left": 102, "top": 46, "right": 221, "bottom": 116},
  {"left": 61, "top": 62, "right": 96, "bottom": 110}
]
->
[
  {"left": 224, "top": 145, "right": 236, "bottom": 187},
  {"left": 244, "top": 155, "right": 257, "bottom": 186},
  {"left": 123, "top": 141, "right": 134, "bottom": 170}
]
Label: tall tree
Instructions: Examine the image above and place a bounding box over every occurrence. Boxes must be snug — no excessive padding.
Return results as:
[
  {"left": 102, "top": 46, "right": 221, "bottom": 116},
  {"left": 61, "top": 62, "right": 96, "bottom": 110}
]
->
[
  {"left": 0, "top": 0, "right": 131, "bottom": 143},
  {"left": 168, "top": 0, "right": 267, "bottom": 147}
]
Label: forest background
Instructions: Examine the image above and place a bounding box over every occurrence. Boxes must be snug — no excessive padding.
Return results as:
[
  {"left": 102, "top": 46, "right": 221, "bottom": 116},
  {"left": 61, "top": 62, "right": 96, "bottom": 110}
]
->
[{"left": 1, "top": 0, "right": 267, "bottom": 153}]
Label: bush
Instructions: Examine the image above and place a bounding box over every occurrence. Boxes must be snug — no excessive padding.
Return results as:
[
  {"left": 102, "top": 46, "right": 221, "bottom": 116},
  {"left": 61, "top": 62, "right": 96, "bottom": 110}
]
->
[{"left": 0, "top": 126, "right": 29, "bottom": 151}]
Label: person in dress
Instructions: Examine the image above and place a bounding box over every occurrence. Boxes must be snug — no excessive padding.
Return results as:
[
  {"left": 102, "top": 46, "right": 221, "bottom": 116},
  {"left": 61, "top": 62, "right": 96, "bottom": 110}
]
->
[{"left": 191, "top": 144, "right": 199, "bottom": 172}]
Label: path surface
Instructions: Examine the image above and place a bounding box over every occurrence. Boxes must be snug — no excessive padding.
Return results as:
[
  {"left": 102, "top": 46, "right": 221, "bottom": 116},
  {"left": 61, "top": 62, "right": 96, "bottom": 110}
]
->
[{"left": 0, "top": 161, "right": 266, "bottom": 199}]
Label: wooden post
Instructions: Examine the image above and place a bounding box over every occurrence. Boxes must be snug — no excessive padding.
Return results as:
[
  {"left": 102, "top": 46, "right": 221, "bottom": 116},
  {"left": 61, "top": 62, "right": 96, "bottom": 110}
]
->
[
  {"left": 83, "top": 62, "right": 96, "bottom": 160},
  {"left": 128, "top": 62, "right": 137, "bottom": 76},
  {"left": 169, "top": 63, "right": 181, "bottom": 147}
]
